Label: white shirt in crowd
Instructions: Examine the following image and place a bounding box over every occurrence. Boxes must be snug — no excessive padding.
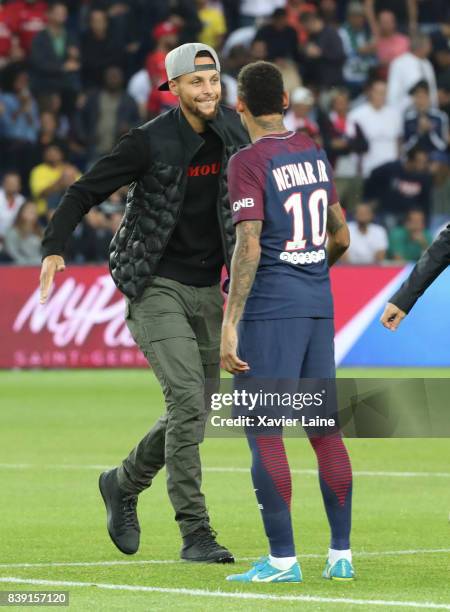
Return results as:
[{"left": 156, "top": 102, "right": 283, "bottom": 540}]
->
[
  {"left": 348, "top": 103, "right": 401, "bottom": 177},
  {"left": 387, "top": 52, "right": 438, "bottom": 113},
  {"left": 346, "top": 221, "right": 388, "bottom": 264},
  {"left": 0, "top": 188, "right": 25, "bottom": 239},
  {"left": 240, "top": 0, "right": 285, "bottom": 18},
  {"left": 220, "top": 73, "right": 238, "bottom": 107},
  {"left": 221, "top": 26, "right": 256, "bottom": 58},
  {"left": 127, "top": 69, "right": 151, "bottom": 108}
]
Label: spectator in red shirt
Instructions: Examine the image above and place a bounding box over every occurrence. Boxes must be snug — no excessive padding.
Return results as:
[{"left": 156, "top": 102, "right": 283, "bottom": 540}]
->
[
  {"left": 0, "top": 7, "right": 13, "bottom": 64},
  {"left": 286, "top": 0, "right": 317, "bottom": 45},
  {"left": 146, "top": 21, "right": 179, "bottom": 117},
  {"left": 0, "top": 4, "right": 25, "bottom": 68},
  {"left": 374, "top": 10, "right": 410, "bottom": 68},
  {"left": 13, "top": 0, "right": 48, "bottom": 55}
]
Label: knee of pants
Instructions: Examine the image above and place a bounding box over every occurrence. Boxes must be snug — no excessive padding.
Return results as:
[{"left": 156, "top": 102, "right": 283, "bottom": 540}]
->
[{"left": 165, "top": 387, "right": 208, "bottom": 447}]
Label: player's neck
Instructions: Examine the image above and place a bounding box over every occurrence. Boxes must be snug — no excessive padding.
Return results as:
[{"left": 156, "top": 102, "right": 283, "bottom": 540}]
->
[{"left": 249, "top": 115, "right": 289, "bottom": 143}]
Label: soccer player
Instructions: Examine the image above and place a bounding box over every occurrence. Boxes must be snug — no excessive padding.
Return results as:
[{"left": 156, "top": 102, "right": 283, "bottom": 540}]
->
[{"left": 220, "top": 61, "right": 354, "bottom": 583}]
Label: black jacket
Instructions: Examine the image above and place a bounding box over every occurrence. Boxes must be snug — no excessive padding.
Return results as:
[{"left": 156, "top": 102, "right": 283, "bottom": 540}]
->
[
  {"left": 42, "top": 104, "right": 249, "bottom": 300},
  {"left": 390, "top": 224, "right": 450, "bottom": 313}
]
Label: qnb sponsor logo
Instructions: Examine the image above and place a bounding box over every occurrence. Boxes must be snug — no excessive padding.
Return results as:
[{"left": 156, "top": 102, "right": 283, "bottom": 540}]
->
[
  {"left": 280, "top": 249, "right": 326, "bottom": 265},
  {"left": 232, "top": 197, "right": 254, "bottom": 212}
]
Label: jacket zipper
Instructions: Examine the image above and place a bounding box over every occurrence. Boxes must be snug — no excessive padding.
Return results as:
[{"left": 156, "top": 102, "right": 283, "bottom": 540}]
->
[{"left": 216, "top": 148, "right": 230, "bottom": 272}]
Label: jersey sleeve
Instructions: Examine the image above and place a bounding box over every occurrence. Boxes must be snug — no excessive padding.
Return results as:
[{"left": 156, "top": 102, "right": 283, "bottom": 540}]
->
[{"left": 227, "top": 151, "right": 265, "bottom": 224}]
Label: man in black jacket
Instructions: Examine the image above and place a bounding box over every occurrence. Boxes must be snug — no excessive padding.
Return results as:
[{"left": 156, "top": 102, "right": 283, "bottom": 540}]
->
[
  {"left": 39, "top": 42, "right": 249, "bottom": 563},
  {"left": 381, "top": 224, "right": 450, "bottom": 330}
]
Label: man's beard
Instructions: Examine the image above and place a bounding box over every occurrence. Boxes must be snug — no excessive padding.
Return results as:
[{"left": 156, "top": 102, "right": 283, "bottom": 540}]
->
[{"left": 181, "top": 95, "right": 221, "bottom": 121}]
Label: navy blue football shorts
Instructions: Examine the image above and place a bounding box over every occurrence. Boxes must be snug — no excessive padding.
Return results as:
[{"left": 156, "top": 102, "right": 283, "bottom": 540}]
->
[{"left": 234, "top": 317, "right": 338, "bottom": 436}]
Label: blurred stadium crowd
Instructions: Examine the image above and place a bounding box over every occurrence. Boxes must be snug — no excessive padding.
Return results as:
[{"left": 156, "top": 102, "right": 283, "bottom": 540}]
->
[{"left": 0, "top": 0, "right": 449, "bottom": 266}]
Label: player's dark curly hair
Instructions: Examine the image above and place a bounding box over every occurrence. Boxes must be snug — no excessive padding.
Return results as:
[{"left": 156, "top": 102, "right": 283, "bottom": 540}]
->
[{"left": 237, "top": 61, "right": 284, "bottom": 117}]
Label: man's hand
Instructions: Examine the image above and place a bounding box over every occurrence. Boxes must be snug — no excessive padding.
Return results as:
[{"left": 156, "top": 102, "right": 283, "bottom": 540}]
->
[
  {"left": 220, "top": 323, "right": 249, "bottom": 374},
  {"left": 380, "top": 302, "right": 406, "bottom": 331},
  {"left": 39, "top": 255, "right": 66, "bottom": 304}
]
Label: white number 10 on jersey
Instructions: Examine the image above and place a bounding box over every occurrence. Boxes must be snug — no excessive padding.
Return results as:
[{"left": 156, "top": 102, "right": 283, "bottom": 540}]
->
[{"left": 283, "top": 189, "right": 328, "bottom": 251}]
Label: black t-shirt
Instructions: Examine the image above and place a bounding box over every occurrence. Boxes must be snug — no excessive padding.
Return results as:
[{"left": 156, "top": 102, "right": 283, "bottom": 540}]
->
[{"left": 156, "top": 127, "right": 224, "bottom": 286}]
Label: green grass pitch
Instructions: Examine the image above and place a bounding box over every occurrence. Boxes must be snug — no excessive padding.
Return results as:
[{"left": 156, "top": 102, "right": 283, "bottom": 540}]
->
[{"left": 1, "top": 368, "right": 450, "bottom": 611}]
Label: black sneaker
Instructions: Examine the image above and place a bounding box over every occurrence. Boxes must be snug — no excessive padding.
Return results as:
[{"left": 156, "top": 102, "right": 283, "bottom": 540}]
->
[
  {"left": 99, "top": 468, "right": 140, "bottom": 555},
  {"left": 180, "top": 525, "right": 234, "bottom": 563}
]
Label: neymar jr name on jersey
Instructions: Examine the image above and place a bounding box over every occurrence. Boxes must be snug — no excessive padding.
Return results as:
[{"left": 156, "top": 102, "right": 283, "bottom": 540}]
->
[{"left": 272, "top": 159, "right": 331, "bottom": 193}]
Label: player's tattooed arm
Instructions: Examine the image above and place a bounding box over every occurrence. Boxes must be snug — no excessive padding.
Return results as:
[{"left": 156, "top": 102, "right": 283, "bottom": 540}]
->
[
  {"left": 225, "top": 220, "right": 262, "bottom": 326},
  {"left": 326, "top": 202, "right": 350, "bottom": 267},
  {"left": 221, "top": 220, "right": 262, "bottom": 373}
]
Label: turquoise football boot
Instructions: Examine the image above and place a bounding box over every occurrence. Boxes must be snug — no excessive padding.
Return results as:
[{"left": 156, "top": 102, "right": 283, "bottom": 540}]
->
[
  {"left": 226, "top": 556, "right": 302, "bottom": 583},
  {"left": 322, "top": 558, "right": 355, "bottom": 581}
]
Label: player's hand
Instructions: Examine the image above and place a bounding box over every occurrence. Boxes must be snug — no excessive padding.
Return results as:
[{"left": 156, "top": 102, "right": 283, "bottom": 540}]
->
[
  {"left": 39, "top": 255, "right": 66, "bottom": 304},
  {"left": 220, "top": 324, "right": 250, "bottom": 374},
  {"left": 380, "top": 302, "right": 406, "bottom": 331}
]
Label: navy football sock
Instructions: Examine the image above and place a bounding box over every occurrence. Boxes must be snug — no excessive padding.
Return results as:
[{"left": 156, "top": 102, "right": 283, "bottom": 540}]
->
[
  {"left": 309, "top": 434, "right": 353, "bottom": 550},
  {"left": 247, "top": 433, "right": 295, "bottom": 557}
]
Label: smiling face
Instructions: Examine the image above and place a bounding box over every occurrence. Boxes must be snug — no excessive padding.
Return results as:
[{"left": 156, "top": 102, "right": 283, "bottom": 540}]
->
[{"left": 169, "top": 54, "right": 221, "bottom": 123}]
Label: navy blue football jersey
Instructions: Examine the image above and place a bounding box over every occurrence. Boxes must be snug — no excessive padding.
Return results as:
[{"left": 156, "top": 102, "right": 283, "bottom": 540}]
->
[{"left": 227, "top": 130, "right": 339, "bottom": 320}]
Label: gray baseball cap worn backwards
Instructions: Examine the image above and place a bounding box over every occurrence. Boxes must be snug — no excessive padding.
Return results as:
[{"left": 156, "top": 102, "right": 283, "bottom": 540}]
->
[{"left": 158, "top": 42, "right": 221, "bottom": 91}]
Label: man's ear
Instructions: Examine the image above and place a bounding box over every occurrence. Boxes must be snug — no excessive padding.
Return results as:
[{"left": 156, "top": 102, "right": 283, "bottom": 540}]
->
[
  {"left": 236, "top": 96, "right": 245, "bottom": 113},
  {"left": 282, "top": 90, "right": 289, "bottom": 110},
  {"left": 168, "top": 80, "right": 179, "bottom": 97}
]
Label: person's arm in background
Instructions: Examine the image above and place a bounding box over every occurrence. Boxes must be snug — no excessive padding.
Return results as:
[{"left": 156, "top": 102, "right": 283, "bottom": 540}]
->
[
  {"left": 364, "top": 0, "right": 379, "bottom": 37},
  {"left": 39, "top": 128, "right": 150, "bottom": 303},
  {"left": 381, "top": 224, "right": 450, "bottom": 330},
  {"left": 407, "top": 0, "right": 418, "bottom": 34},
  {"left": 386, "top": 59, "right": 402, "bottom": 108}
]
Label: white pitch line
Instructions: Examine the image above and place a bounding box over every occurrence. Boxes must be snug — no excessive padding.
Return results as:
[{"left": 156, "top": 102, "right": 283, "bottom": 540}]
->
[
  {"left": 1, "top": 549, "right": 449, "bottom": 570},
  {"left": 1, "top": 463, "right": 450, "bottom": 478},
  {"left": 1, "top": 577, "right": 450, "bottom": 610}
]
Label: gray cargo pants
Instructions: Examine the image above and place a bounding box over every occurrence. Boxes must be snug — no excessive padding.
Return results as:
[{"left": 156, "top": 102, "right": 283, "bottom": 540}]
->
[{"left": 116, "top": 276, "right": 223, "bottom": 537}]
